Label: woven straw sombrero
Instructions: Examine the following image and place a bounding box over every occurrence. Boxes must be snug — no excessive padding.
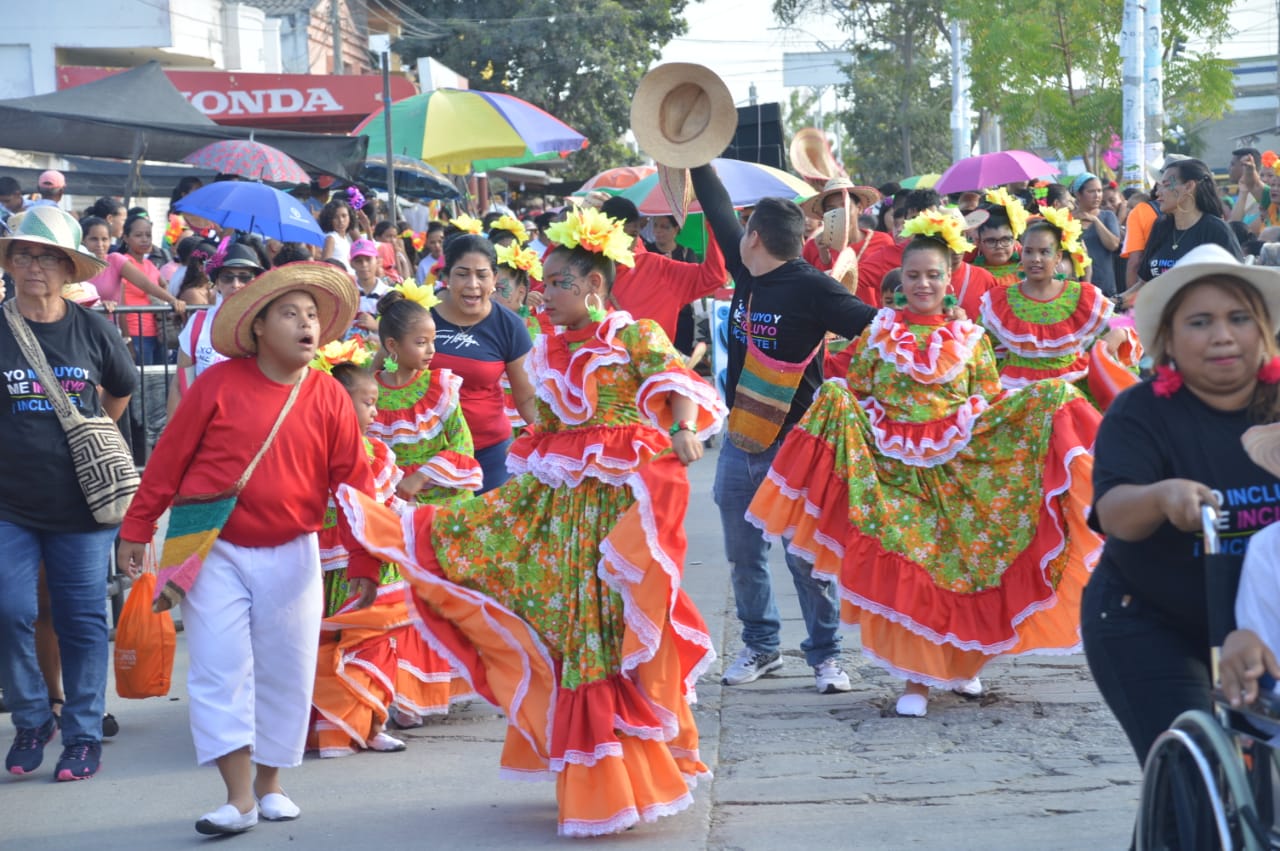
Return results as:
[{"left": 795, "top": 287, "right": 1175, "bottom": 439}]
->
[{"left": 211, "top": 261, "right": 358, "bottom": 358}]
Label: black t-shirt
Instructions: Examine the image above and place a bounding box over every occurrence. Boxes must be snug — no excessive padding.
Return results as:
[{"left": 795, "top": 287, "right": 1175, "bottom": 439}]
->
[
  {"left": 1138, "top": 213, "right": 1242, "bottom": 281},
  {"left": 1082, "top": 209, "right": 1120, "bottom": 296},
  {"left": 0, "top": 301, "right": 137, "bottom": 531},
  {"left": 690, "top": 166, "right": 878, "bottom": 423},
  {"left": 1090, "top": 381, "right": 1280, "bottom": 636}
]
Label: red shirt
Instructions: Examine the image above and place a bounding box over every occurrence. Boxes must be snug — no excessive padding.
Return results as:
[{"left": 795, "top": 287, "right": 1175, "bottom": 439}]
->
[
  {"left": 952, "top": 262, "right": 996, "bottom": 319},
  {"left": 121, "top": 358, "right": 381, "bottom": 580},
  {"left": 611, "top": 236, "right": 728, "bottom": 341},
  {"left": 856, "top": 240, "right": 906, "bottom": 307},
  {"left": 802, "top": 229, "right": 894, "bottom": 272}
]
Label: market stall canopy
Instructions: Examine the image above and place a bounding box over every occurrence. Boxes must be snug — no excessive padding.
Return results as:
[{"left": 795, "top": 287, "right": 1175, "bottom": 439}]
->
[
  {"left": 0, "top": 156, "right": 215, "bottom": 198},
  {"left": 0, "top": 62, "right": 367, "bottom": 180}
]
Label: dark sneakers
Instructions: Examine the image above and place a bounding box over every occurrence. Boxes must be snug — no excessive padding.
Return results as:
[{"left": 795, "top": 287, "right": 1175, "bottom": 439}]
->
[
  {"left": 6, "top": 716, "right": 59, "bottom": 775},
  {"left": 55, "top": 741, "right": 102, "bottom": 781}
]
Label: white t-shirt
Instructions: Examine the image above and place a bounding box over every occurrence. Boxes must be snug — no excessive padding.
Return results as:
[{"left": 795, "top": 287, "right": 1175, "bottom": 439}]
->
[
  {"left": 325, "top": 232, "right": 352, "bottom": 271},
  {"left": 177, "top": 300, "right": 228, "bottom": 380},
  {"left": 1236, "top": 521, "right": 1280, "bottom": 693}
]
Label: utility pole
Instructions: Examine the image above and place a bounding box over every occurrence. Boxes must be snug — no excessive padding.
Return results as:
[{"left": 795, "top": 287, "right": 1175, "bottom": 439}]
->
[
  {"left": 331, "top": 0, "right": 344, "bottom": 74},
  {"left": 950, "top": 20, "right": 971, "bottom": 163},
  {"left": 1121, "top": 0, "right": 1145, "bottom": 187},
  {"left": 1144, "top": 0, "right": 1165, "bottom": 179}
]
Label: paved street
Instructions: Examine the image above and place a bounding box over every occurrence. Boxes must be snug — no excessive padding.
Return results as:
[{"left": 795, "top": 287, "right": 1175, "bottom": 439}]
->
[{"left": 3, "top": 446, "right": 1141, "bottom": 849}]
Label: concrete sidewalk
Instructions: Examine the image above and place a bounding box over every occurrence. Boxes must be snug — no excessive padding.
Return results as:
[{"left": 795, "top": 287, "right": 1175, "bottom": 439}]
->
[{"left": 2, "top": 446, "right": 1141, "bottom": 849}]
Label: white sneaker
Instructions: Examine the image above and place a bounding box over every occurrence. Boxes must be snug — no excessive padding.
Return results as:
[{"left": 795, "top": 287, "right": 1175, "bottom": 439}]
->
[
  {"left": 953, "top": 677, "right": 983, "bottom": 697},
  {"left": 196, "top": 804, "right": 258, "bottom": 835},
  {"left": 368, "top": 731, "right": 406, "bottom": 752},
  {"left": 813, "top": 658, "right": 853, "bottom": 694},
  {"left": 721, "top": 647, "right": 783, "bottom": 685}
]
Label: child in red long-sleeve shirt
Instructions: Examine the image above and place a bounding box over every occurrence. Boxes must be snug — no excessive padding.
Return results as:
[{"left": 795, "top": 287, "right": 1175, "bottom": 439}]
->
[{"left": 118, "top": 262, "right": 376, "bottom": 838}]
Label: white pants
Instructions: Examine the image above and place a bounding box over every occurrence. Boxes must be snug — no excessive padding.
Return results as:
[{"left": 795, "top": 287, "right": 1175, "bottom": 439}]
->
[{"left": 181, "top": 533, "right": 322, "bottom": 767}]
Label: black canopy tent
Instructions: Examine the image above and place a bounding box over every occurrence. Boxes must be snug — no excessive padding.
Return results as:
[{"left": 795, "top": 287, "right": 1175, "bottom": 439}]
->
[
  {"left": 0, "top": 156, "right": 216, "bottom": 200},
  {"left": 0, "top": 62, "right": 368, "bottom": 195}
]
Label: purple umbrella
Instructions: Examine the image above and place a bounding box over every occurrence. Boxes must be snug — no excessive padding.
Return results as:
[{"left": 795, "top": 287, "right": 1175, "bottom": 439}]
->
[
  {"left": 183, "top": 139, "right": 310, "bottom": 184},
  {"left": 935, "top": 150, "right": 1060, "bottom": 194}
]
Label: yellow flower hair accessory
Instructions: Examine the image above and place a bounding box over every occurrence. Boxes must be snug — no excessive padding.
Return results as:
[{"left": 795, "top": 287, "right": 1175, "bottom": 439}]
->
[
  {"left": 451, "top": 213, "right": 484, "bottom": 235},
  {"left": 1034, "top": 206, "right": 1091, "bottom": 278},
  {"left": 394, "top": 279, "right": 442, "bottom": 310},
  {"left": 898, "top": 208, "right": 975, "bottom": 255},
  {"left": 544, "top": 207, "right": 636, "bottom": 268},
  {"left": 310, "top": 338, "right": 373, "bottom": 374},
  {"left": 983, "top": 187, "right": 1029, "bottom": 238},
  {"left": 490, "top": 214, "right": 529, "bottom": 245},
  {"left": 495, "top": 242, "right": 544, "bottom": 282}
]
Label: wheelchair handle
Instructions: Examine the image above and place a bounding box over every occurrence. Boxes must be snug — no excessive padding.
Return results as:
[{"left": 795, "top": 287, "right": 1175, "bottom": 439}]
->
[{"left": 1201, "top": 503, "right": 1221, "bottom": 556}]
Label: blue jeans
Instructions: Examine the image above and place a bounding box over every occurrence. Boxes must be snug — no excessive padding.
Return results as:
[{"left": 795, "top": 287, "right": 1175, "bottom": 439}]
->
[
  {"left": 0, "top": 521, "right": 116, "bottom": 744},
  {"left": 475, "top": 438, "right": 513, "bottom": 494},
  {"left": 713, "top": 435, "right": 842, "bottom": 666},
  {"left": 132, "top": 335, "right": 165, "bottom": 366}
]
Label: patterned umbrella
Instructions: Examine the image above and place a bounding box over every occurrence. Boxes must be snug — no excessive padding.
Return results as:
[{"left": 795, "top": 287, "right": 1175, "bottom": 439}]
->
[
  {"left": 899, "top": 173, "right": 941, "bottom": 189},
  {"left": 576, "top": 165, "right": 656, "bottom": 195},
  {"left": 175, "top": 181, "right": 325, "bottom": 246},
  {"left": 935, "top": 150, "right": 1060, "bottom": 194},
  {"left": 619, "top": 158, "right": 812, "bottom": 214},
  {"left": 182, "top": 140, "right": 310, "bottom": 184},
  {"left": 353, "top": 88, "right": 588, "bottom": 175}
]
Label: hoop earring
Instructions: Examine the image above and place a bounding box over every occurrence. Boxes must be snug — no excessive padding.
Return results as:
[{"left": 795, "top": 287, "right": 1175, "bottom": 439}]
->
[{"left": 585, "top": 292, "right": 607, "bottom": 323}]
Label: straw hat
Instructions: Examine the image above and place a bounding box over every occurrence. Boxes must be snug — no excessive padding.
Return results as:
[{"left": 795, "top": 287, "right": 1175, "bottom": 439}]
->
[
  {"left": 800, "top": 177, "right": 881, "bottom": 219},
  {"left": 816, "top": 206, "right": 851, "bottom": 252},
  {"left": 1132, "top": 243, "right": 1280, "bottom": 352},
  {"left": 0, "top": 206, "right": 105, "bottom": 283},
  {"left": 631, "top": 63, "right": 737, "bottom": 168},
  {"left": 212, "top": 261, "right": 358, "bottom": 358}
]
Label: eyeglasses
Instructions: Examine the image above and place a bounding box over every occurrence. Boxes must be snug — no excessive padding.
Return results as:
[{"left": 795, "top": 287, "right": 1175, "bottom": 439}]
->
[
  {"left": 981, "top": 237, "right": 1015, "bottom": 249},
  {"left": 9, "top": 252, "right": 66, "bottom": 270},
  {"left": 216, "top": 271, "right": 256, "bottom": 285}
]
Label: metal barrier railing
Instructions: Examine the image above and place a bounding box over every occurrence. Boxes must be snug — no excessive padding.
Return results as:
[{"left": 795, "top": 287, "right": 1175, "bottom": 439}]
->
[{"left": 93, "top": 303, "right": 212, "bottom": 466}]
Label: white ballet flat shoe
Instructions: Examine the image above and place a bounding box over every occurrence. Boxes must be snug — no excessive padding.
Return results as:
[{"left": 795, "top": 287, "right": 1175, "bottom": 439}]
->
[
  {"left": 257, "top": 792, "right": 301, "bottom": 821},
  {"left": 953, "top": 677, "right": 983, "bottom": 697},
  {"left": 895, "top": 693, "right": 929, "bottom": 717},
  {"left": 195, "top": 803, "right": 258, "bottom": 835}
]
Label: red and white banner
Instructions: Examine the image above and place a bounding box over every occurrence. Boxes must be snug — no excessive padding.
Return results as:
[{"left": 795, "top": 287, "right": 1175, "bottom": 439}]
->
[{"left": 57, "top": 66, "right": 417, "bottom": 131}]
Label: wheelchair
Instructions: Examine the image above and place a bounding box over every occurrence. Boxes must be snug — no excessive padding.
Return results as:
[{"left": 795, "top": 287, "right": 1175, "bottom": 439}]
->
[{"left": 1136, "top": 506, "right": 1280, "bottom": 850}]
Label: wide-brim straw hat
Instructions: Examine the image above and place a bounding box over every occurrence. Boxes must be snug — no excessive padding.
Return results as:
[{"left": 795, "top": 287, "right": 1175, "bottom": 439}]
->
[
  {"left": 800, "top": 177, "right": 881, "bottom": 219},
  {"left": 816, "top": 206, "right": 851, "bottom": 251},
  {"left": 631, "top": 63, "right": 737, "bottom": 168},
  {"left": 0, "top": 206, "right": 105, "bottom": 283},
  {"left": 212, "top": 261, "right": 357, "bottom": 358},
  {"left": 1133, "top": 243, "right": 1280, "bottom": 352}
]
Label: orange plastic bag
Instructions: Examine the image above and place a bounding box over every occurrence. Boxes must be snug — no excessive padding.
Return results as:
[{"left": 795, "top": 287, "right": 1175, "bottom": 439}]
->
[{"left": 114, "top": 572, "right": 176, "bottom": 699}]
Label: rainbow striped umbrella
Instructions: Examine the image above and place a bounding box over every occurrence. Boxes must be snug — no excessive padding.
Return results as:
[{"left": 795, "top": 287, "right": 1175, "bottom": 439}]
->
[{"left": 354, "top": 89, "right": 588, "bottom": 175}]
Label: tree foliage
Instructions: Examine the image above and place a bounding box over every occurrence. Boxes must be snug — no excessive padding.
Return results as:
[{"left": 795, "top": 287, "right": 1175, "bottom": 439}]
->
[
  {"left": 773, "top": 0, "right": 953, "bottom": 181},
  {"left": 946, "top": 0, "right": 1234, "bottom": 166},
  {"left": 394, "top": 0, "right": 690, "bottom": 179}
]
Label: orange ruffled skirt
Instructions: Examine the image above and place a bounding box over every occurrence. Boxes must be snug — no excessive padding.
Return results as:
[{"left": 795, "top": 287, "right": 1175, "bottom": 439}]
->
[
  {"left": 747, "top": 379, "right": 1103, "bottom": 687},
  {"left": 335, "top": 449, "right": 713, "bottom": 836}
]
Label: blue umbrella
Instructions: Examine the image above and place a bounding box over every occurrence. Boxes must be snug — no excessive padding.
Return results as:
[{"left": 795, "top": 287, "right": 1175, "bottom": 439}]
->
[{"left": 175, "top": 181, "right": 325, "bottom": 246}]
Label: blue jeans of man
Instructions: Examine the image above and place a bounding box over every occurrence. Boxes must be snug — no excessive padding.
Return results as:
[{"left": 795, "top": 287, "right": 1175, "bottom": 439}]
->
[
  {"left": 0, "top": 521, "right": 116, "bottom": 744},
  {"left": 713, "top": 434, "right": 841, "bottom": 667}
]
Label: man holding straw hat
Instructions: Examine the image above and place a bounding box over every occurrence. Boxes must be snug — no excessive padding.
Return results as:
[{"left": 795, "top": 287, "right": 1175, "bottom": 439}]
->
[{"left": 632, "top": 63, "right": 879, "bottom": 695}]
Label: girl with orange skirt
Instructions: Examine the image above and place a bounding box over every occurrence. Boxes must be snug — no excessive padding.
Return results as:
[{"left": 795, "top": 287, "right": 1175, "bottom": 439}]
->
[
  {"left": 747, "top": 215, "right": 1103, "bottom": 718},
  {"left": 336, "top": 208, "right": 726, "bottom": 835}
]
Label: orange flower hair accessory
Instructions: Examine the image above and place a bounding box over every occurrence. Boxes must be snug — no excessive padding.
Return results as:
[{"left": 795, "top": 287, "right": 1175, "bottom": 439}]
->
[
  {"left": 544, "top": 206, "right": 635, "bottom": 267},
  {"left": 452, "top": 213, "right": 484, "bottom": 235},
  {"left": 310, "top": 338, "right": 373, "bottom": 374},
  {"left": 495, "top": 242, "right": 544, "bottom": 282},
  {"left": 490, "top": 214, "right": 529, "bottom": 245},
  {"left": 400, "top": 229, "right": 427, "bottom": 252},
  {"left": 899, "top": 208, "right": 975, "bottom": 255},
  {"left": 394, "top": 279, "right": 442, "bottom": 310},
  {"left": 1263, "top": 150, "right": 1278, "bottom": 169},
  {"left": 984, "top": 187, "right": 1029, "bottom": 238}
]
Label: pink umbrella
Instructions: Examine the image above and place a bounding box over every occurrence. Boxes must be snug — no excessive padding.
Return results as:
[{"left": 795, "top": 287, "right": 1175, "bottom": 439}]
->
[
  {"left": 577, "top": 165, "right": 656, "bottom": 194},
  {"left": 182, "top": 139, "right": 310, "bottom": 184},
  {"left": 934, "top": 150, "right": 1060, "bottom": 194}
]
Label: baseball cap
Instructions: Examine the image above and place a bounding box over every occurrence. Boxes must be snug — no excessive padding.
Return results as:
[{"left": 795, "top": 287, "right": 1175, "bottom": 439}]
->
[
  {"left": 38, "top": 170, "right": 66, "bottom": 190},
  {"left": 350, "top": 238, "right": 378, "bottom": 259}
]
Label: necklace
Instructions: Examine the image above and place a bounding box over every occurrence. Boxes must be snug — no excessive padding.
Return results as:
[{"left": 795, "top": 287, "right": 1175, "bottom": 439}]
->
[{"left": 1171, "top": 213, "right": 1201, "bottom": 251}]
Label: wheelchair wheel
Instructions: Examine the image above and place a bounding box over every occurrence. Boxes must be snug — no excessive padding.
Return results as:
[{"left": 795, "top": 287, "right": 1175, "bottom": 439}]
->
[{"left": 1136, "top": 710, "right": 1264, "bottom": 851}]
